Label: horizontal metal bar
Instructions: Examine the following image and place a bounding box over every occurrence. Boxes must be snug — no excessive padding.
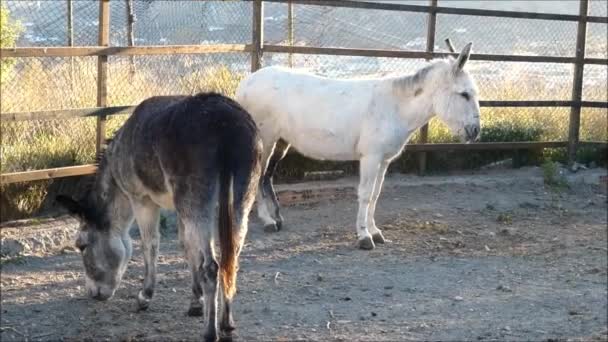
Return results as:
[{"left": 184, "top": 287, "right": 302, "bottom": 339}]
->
[
  {"left": 480, "top": 101, "right": 608, "bottom": 108},
  {"left": 264, "top": 45, "right": 608, "bottom": 65},
  {"left": 2, "top": 44, "right": 606, "bottom": 66},
  {"left": 265, "top": 0, "right": 608, "bottom": 23},
  {"left": 405, "top": 141, "right": 569, "bottom": 151},
  {"left": 2, "top": 102, "right": 606, "bottom": 123},
  {"left": 0, "top": 44, "right": 251, "bottom": 58},
  {"left": 1, "top": 165, "right": 97, "bottom": 185},
  {"left": 1, "top": 141, "right": 578, "bottom": 184},
  {"left": 579, "top": 141, "right": 608, "bottom": 148}
]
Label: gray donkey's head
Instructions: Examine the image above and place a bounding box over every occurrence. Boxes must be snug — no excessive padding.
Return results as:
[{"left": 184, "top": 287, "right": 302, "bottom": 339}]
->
[{"left": 57, "top": 170, "right": 133, "bottom": 301}]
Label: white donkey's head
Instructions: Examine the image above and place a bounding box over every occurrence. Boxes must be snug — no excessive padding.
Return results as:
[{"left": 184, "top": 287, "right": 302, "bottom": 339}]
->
[{"left": 432, "top": 42, "right": 481, "bottom": 143}]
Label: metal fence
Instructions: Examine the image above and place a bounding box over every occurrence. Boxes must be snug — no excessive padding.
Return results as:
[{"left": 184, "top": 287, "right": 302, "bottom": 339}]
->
[{"left": 1, "top": 0, "right": 607, "bottom": 184}]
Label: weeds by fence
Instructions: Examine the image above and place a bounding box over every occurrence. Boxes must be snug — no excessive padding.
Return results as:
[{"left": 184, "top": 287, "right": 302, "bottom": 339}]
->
[{"left": 0, "top": 0, "right": 607, "bottom": 221}]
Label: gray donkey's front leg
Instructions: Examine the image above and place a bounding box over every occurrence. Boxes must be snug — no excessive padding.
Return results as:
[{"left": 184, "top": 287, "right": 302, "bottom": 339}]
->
[{"left": 132, "top": 200, "right": 161, "bottom": 311}]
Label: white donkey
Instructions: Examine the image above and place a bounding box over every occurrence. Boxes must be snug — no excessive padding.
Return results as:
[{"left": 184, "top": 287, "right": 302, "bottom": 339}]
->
[{"left": 236, "top": 43, "right": 480, "bottom": 250}]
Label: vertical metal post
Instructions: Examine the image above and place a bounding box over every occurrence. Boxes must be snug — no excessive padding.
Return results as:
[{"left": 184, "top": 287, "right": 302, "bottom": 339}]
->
[
  {"left": 67, "top": 0, "right": 73, "bottom": 47},
  {"left": 418, "top": 0, "right": 438, "bottom": 175},
  {"left": 251, "top": 0, "right": 263, "bottom": 72},
  {"left": 67, "top": 0, "right": 74, "bottom": 89},
  {"left": 96, "top": 0, "right": 110, "bottom": 155},
  {"left": 288, "top": 0, "right": 294, "bottom": 67},
  {"left": 126, "top": 0, "right": 136, "bottom": 76},
  {"left": 567, "top": 0, "right": 588, "bottom": 166}
]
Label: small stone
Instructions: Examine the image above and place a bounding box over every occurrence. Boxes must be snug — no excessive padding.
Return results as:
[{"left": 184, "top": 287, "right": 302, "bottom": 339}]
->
[
  {"left": 453, "top": 296, "right": 464, "bottom": 301},
  {"left": 316, "top": 274, "right": 323, "bottom": 282},
  {"left": 496, "top": 285, "right": 512, "bottom": 292},
  {"left": 371, "top": 312, "right": 377, "bottom": 317},
  {"left": 384, "top": 285, "right": 394, "bottom": 290}
]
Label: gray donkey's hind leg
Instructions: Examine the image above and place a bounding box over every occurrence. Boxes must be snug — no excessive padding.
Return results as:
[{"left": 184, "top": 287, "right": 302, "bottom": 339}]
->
[{"left": 179, "top": 216, "right": 204, "bottom": 317}]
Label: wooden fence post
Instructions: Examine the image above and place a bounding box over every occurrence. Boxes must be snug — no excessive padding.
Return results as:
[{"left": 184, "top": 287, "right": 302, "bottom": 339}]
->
[
  {"left": 251, "top": 0, "right": 263, "bottom": 72},
  {"left": 96, "top": 0, "right": 110, "bottom": 155},
  {"left": 567, "top": 0, "right": 588, "bottom": 166},
  {"left": 418, "top": 0, "right": 438, "bottom": 175}
]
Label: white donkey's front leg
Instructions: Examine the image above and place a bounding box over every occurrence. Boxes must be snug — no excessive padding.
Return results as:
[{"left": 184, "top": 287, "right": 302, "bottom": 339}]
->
[
  {"left": 356, "top": 155, "right": 383, "bottom": 250},
  {"left": 367, "top": 160, "right": 389, "bottom": 244}
]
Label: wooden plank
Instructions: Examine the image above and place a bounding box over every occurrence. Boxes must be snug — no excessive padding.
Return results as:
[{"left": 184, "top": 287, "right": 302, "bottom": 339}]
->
[
  {"left": 0, "top": 44, "right": 251, "bottom": 58},
  {"left": 1, "top": 165, "right": 97, "bottom": 185},
  {"left": 264, "top": 0, "right": 608, "bottom": 23},
  {"left": 96, "top": 0, "right": 110, "bottom": 155},
  {"left": 405, "top": 141, "right": 569, "bottom": 152},
  {"left": 568, "top": 0, "right": 589, "bottom": 166},
  {"left": 418, "top": 0, "right": 438, "bottom": 176},
  {"left": 251, "top": 0, "right": 263, "bottom": 72},
  {"left": 0, "top": 106, "right": 135, "bottom": 122}
]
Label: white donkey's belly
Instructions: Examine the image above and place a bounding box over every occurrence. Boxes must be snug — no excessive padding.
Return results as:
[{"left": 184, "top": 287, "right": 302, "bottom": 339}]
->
[{"left": 288, "top": 129, "right": 359, "bottom": 160}]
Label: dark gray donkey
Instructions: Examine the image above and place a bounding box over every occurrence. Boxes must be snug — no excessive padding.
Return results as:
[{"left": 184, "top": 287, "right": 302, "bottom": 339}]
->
[{"left": 57, "top": 92, "right": 262, "bottom": 341}]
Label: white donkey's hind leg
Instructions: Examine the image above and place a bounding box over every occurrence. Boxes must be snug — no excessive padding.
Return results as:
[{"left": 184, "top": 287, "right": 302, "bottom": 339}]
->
[
  {"left": 356, "top": 155, "right": 383, "bottom": 250},
  {"left": 367, "top": 160, "right": 390, "bottom": 244},
  {"left": 256, "top": 137, "right": 280, "bottom": 232}
]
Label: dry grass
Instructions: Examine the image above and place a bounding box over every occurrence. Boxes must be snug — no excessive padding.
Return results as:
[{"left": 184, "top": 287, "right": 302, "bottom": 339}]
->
[{"left": 0, "top": 58, "right": 606, "bottom": 221}]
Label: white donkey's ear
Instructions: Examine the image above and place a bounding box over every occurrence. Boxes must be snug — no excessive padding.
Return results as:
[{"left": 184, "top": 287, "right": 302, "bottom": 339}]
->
[{"left": 454, "top": 42, "right": 473, "bottom": 74}]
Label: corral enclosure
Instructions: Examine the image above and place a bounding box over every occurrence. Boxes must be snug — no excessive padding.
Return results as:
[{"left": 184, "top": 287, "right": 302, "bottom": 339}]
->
[
  {"left": 1, "top": 1, "right": 608, "bottom": 341},
  {"left": 1, "top": 0, "right": 607, "bottom": 221}
]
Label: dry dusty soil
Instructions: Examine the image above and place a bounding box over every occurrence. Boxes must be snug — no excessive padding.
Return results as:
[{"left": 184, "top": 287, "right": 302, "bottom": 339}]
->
[{"left": 1, "top": 167, "right": 607, "bottom": 341}]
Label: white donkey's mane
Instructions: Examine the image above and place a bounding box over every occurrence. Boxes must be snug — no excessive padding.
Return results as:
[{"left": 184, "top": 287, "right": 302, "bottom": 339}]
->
[{"left": 390, "top": 59, "right": 453, "bottom": 97}]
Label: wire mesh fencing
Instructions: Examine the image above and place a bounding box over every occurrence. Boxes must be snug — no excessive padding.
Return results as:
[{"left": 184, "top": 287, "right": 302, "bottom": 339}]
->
[{"left": 1, "top": 0, "right": 607, "bottom": 176}]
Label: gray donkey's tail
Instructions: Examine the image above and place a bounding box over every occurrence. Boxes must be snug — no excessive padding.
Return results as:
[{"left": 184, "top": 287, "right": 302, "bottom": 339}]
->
[{"left": 218, "top": 153, "right": 237, "bottom": 299}]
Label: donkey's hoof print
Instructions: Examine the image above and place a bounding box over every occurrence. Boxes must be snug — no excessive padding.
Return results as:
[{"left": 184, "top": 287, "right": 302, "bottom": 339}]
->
[{"left": 356, "top": 236, "right": 375, "bottom": 250}]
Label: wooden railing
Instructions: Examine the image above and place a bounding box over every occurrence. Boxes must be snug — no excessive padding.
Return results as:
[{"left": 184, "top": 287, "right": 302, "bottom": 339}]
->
[{"left": 1, "top": 0, "right": 607, "bottom": 184}]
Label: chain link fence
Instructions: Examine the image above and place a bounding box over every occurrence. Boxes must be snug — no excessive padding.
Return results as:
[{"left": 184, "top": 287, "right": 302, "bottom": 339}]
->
[{"left": 1, "top": 0, "right": 606, "bottom": 220}]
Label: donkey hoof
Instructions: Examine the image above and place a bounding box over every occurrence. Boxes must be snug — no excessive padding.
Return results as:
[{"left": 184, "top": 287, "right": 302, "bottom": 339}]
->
[
  {"left": 356, "top": 236, "right": 375, "bottom": 250},
  {"left": 275, "top": 219, "right": 283, "bottom": 231},
  {"left": 219, "top": 333, "right": 234, "bottom": 342},
  {"left": 136, "top": 291, "right": 151, "bottom": 311},
  {"left": 187, "top": 306, "right": 203, "bottom": 317},
  {"left": 263, "top": 223, "right": 279, "bottom": 233},
  {"left": 372, "top": 232, "right": 386, "bottom": 244},
  {"left": 203, "top": 332, "right": 218, "bottom": 342}
]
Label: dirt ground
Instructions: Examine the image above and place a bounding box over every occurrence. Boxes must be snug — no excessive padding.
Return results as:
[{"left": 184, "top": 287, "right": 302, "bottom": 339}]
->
[{"left": 1, "top": 167, "right": 607, "bottom": 342}]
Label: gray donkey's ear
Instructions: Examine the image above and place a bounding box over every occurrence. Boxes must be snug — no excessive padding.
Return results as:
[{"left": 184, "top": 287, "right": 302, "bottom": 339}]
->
[
  {"left": 454, "top": 42, "right": 473, "bottom": 73},
  {"left": 56, "top": 195, "right": 85, "bottom": 218}
]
